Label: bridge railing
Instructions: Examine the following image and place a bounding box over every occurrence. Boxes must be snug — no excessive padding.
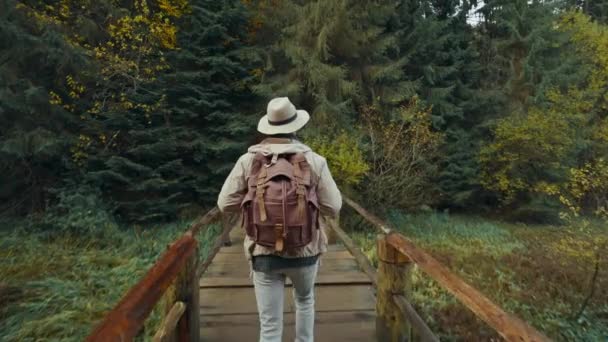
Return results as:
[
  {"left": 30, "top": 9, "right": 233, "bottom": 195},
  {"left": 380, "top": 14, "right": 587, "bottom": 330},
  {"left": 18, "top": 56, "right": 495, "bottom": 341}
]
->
[
  {"left": 340, "top": 196, "right": 551, "bottom": 342},
  {"left": 86, "top": 207, "right": 223, "bottom": 342},
  {"left": 86, "top": 196, "right": 551, "bottom": 342}
]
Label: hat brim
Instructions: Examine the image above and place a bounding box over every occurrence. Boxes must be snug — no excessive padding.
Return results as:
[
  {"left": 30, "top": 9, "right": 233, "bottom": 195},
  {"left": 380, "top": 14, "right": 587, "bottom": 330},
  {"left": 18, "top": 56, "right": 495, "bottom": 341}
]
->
[{"left": 257, "top": 110, "right": 310, "bottom": 135}]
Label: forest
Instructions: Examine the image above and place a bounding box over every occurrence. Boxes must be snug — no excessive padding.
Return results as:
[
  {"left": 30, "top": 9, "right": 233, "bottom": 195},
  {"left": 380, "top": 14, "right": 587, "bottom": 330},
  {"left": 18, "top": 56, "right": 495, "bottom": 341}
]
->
[{"left": 0, "top": 0, "right": 607, "bottom": 340}]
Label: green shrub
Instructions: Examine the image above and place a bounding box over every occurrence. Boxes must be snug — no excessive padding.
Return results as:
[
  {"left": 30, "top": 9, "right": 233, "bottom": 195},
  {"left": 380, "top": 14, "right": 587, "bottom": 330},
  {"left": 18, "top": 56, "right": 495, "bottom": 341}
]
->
[
  {"left": 358, "top": 99, "right": 444, "bottom": 212},
  {"left": 305, "top": 131, "right": 369, "bottom": 188},
  {"left": 42, "top": 185, "right": 119, "bottom": 235}
]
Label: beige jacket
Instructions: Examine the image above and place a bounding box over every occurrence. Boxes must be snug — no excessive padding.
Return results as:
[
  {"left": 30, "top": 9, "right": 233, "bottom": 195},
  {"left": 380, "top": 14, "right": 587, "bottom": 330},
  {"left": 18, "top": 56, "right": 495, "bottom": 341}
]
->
[{"left": 217, "top": 138, "right": 342, "bottom": 263}]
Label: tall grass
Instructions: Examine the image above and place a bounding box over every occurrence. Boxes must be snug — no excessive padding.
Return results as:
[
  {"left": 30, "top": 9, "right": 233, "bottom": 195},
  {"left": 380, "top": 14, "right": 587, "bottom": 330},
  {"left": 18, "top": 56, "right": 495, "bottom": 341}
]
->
[
  {"left": 0, "top": 218, "right": 220, "bottom": 341},
  {"left": 348, "top": 211, "right": 608, "bottom": 341}
]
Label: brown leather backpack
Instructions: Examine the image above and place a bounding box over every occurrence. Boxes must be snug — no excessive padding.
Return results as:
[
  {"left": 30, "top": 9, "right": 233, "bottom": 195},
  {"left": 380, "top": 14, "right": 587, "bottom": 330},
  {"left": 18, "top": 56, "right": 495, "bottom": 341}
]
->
[{"left": 241, "top": 152, "right": 319, "bottom": 253}]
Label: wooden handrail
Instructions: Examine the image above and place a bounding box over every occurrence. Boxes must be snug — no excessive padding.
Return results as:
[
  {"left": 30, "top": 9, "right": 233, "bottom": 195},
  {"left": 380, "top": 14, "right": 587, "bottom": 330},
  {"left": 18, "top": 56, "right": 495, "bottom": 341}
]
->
[
  {"left": 328, "top": 220, "right": 378, "bottom": 287},
  {"left": 197, "top": 216, "right": 235, "bottom": 278},
  {"left": 343, "top": 197, "right": 392, "bottom": 234},
  {"left": 392, "top": 294, "right": 439, "bottom": 342},
  {"left": 330, "top": 216, "right": 437, "bottom": 341},
  {"left": 387, "top": 233, "right": 550, "bottom": 342},
  {"left": 188, "top": 207, "right": 221, "bottom": 236},
  {"left": 153, "top": 301, "right": 186, "bottom": 342},
  {"left": 86, "top": 196, "right": 551, "bottom": 341},
  {"left": 343, "top": 196, "right": 551, "bottom": 342},
  {"left": 86, "top": 233, "right": 197, "bottom": 341},
  {"left": 87, "top": 207, "right": 221, "bottom": 342}
]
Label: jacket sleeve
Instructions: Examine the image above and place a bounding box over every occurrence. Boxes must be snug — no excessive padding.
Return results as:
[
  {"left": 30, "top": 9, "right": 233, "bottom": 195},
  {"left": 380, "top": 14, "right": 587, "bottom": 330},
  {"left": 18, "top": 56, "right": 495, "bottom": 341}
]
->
[
  {"left": 316, "top": 159, "right": 342, "bottom": 218},
  {"left": 217, "top": 154, "right": 249, "bottom": 213}
]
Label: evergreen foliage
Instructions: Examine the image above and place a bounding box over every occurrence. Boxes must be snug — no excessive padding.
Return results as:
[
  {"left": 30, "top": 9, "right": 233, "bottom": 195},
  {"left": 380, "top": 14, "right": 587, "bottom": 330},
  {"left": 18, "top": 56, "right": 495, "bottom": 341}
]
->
[
  {"left": 82, "top": 0, "right": 260, "bottom": 222},
  {"left": 1, "top": 0, "right": 607, "bottom": 224},
  {"left": 1, "top": 0, "right": 259, "bottom": 223},
  {"left": 471, "top": 0, "right": 589, "bottom": 217},
  {"left": 478, "top": 0, "right": 584, "bottom": 111},
  {"left": 250, "top": 0, "right": 404, "bottom": 131},
  {"left": 386, "top": 1, "right": 486, "bottom": 207},
  {"left": 565, "top": 0, "right": 608, "bottom": 23},
  {"left": 0, "top": 0, "right": 81, "bottom": 215}
]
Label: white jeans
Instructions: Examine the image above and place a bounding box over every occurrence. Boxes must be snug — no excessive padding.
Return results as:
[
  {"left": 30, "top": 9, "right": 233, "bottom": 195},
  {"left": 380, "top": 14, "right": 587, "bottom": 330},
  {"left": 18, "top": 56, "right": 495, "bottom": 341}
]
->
[{"left": 252, "top": 262, "right": 319, "bottom": 342}]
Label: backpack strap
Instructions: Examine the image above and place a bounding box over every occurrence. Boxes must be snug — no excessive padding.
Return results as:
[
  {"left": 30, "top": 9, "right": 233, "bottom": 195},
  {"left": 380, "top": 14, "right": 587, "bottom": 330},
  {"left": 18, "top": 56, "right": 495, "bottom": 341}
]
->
[
  {"left": 253, "top": 153, "right": 269, "bottom": 222},
  {"left": 291, "top": 153, "right": 308, "bottom": 220}
]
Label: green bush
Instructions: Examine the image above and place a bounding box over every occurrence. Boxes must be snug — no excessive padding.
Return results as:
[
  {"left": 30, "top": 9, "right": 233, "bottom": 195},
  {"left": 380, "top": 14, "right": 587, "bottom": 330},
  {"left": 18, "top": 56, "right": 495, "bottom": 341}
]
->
[
  {"left": 358, "top": 100, "right": 444, "bottom": 212},
  {"left": 42, "top": 185, "right": 119, "bottom": 235},
  {"left": 305, "top": 131, "right": 369, "bottom": 189}
]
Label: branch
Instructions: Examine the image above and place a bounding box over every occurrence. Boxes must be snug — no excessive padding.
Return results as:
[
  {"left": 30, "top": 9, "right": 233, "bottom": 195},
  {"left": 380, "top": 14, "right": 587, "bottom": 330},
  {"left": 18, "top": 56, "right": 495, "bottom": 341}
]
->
[{"left": 574, "top": 249, "right": 601, "bottom": 320}]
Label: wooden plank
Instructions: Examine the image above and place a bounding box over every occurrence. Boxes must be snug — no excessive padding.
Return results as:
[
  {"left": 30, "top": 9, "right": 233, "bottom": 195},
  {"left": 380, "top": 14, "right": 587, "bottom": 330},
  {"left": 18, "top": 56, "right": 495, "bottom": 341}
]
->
[
  {"left": 211, "top": 250, "right": 355, "bottom": 263},
  {"left": 211, "top": 252, "right": 248, "bottom": 263},
  {"left": 224, "top": 226, "right": 244, "bottom": 245},
  {"left": 153, "top": 302, "right": 186, "bottom": 342},
  {"left": 214, "top": 245, "right": 243, "bottom": 253},
  {"left": 200, "top": 272, "right": 371, "bottom": 288},
  {"left": 229, "top": 226, "right": 245, "bottom": 237},
  {"left": 200, "top": 311, "right": 376, "bottom": 342},
  {"left": 203, "top": 258, "right": 361, "bottom": 277},
  {"left": 217, "top": 244, "right": 345, "bottom": 254},
  {"left": 200, "top": 287, "right": 290, "bottom": 315},
  {"left": 393, "top": 294, "right": 439, "bottom": 342},
  {"left": 325, "top": 217, "right": 339, "bottom": 244},
  {"left": 201, "top": 321, "right": 375, "bottom": 342},
  {"left": 316, "top": 250, "right": 357, "bottom": 259},
  {"left": 376, "top": 235, "right": 412, "bottom": 342},
  {"left": 200, "top": 285, "right": 375, "bottom": 315},
  {"left": 200, "top": 310, "right": 375, "bottom": 327},
  {"left": 196, "top": 222, "right": 234, "bottom": 279}
]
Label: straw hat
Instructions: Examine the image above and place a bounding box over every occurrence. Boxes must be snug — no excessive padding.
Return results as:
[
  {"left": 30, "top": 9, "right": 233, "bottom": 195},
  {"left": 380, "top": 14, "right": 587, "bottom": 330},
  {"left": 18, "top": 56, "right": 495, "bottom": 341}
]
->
[{"left": 257, "top": 97, "right": 310, "bottom": 135}]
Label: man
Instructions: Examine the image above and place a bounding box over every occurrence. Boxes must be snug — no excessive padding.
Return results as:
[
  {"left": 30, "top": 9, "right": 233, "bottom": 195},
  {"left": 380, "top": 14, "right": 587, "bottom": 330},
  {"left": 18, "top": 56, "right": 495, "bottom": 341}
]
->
[{"left": 217, "top": 97, "right": 342, "bottom": 342}]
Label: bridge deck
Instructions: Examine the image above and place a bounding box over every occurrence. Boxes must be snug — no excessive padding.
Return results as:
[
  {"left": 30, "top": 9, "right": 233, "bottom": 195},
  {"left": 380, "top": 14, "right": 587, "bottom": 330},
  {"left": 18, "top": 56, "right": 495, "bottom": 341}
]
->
[{"left": 199, "top": 228, "right": 377, "bottom": 341}]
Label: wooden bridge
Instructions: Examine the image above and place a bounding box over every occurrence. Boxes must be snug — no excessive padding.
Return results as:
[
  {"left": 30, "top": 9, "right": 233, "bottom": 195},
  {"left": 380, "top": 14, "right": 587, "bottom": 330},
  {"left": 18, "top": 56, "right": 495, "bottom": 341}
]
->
[{"left": 85, "top": 197, "right": 551, "bottom": 342}]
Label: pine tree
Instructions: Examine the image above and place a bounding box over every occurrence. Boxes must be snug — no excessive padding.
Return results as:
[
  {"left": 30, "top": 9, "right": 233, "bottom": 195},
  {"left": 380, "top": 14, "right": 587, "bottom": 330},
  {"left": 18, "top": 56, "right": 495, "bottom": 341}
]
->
[
  {"left": 437, "top": 3, "right": 492, "bottom": 208},
  {"left": 83, "top": 0, "right": 260, "bottom": 222},
  {"left": 564, "top": 0, "right": 608, "bottom": 23},
  {"left": 388, "top": 1, "right": 458, "bottom": 126},
  {"left": 162, "top": 0, "right": 260, "bottom": 212},
  {"left": 477, "top": 0, "right": 584, "bottom": 112},
  {"left": 0, "top": 0, "right": 84, "bottom": 215},
  {"left": 382, "top": 1, "right": 487, "bottom": 208},
  {"left": 252, "top": 0, "right": 405, "bottom": 132},
  {"left": 475, "top": 0, "right": 589, "bottom": 219}
]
